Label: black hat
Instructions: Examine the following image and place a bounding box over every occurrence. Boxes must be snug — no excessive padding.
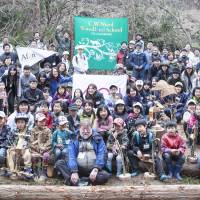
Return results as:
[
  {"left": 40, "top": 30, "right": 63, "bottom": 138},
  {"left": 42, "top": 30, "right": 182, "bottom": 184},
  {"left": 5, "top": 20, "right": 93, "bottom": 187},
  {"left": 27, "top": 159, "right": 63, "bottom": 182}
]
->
[
  {"left": 18, "top": 99, "right": 29, "bottom": 105},
  {"left": 135, "top": 118, "right": 147, "bottom": 127},
  {"left": 165, "top": 120, "right": 177, "bottom": 128},
  {"left": 172, "top": 68, "right": 181, "bottom": 74},
  {"left": 109, "top": 85, "right": 118, "bottom": 90}
]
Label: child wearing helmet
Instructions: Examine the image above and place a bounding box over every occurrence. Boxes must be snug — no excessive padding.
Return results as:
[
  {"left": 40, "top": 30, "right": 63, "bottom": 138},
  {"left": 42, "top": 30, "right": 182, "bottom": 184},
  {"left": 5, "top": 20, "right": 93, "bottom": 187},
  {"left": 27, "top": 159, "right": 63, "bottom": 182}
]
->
[{"left": 106, "top": 118, "right": 129, "bottom": 177}]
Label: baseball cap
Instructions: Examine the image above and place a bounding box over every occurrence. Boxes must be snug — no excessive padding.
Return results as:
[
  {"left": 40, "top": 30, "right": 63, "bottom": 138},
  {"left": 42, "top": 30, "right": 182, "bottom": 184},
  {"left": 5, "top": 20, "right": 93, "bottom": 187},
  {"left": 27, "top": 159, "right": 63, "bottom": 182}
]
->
[
  {"left": 113, "top": 118, "right": 124, "bottom": 127},
  {"left": 135, "top": 80, "right": 144, "bottom": 86},
  {"left": 35, "top": 113, "right": 46, "bottom": 121},
  {"left": 115, "top": 99, "right": 125, "bottom": 105},
  {"left": 58, "top": 116, "right": 68, "bottom": 125}
]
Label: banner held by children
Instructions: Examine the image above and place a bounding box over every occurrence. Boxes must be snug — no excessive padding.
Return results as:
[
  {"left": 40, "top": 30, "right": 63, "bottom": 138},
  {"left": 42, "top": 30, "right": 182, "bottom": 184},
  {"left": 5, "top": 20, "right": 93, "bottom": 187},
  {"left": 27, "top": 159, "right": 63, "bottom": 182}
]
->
[
  {"left": 16, "top": 47, "right": 57, "bottom": 69},
  {"left": 74, "top": 17, "right": 128, "bottom": 70},
  {"left": 72, "top": 74, "right": 127, "bottom": 98}
]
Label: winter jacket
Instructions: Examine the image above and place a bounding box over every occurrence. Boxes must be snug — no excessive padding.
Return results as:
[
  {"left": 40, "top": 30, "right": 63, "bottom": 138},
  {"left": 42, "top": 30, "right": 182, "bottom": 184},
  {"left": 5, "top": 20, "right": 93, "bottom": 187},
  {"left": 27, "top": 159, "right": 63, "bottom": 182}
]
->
[
  {"left": 52, "top": 128, "right": 75, "bottom": 150},
  {"left": 129, "top": 130, "right": 155, "bottom": 154},
  {"left": 93, "top": 116, "right": 113, "bottom": 133},
  {"left": 30, "top": 126, "right": 52, "bottom": 153},
  {"left": 130, "top": 51, "right": 147, "bottom": 70},
  {"left": 68, "top": 130, "right": 107, "bottom": 172},
  {"left": 123, "top": 95, "right": 141, "bottom": 111},
  {"left": 85, "top": 91, "right": 105, "bottom": 108},
  {"left": 0, "top": 125, "right": 13, "bottom": 148},
  {"left": 107, "top": 129, "right": 129, "bottom": 151},
  {"left": 181, "top": 71, "right": 197, "bottom": 94},
  {"left": 161, "top": 132, "right": 186, "bottom": 154},
  {"left": 23, "top": 88, "right": 45, "bottom": 105},
  {"left": 49, "top": 75, "right": 72, "bottom": 97},
  {"left": 116, "top": 49, "right": 127, "bottom": 64}
]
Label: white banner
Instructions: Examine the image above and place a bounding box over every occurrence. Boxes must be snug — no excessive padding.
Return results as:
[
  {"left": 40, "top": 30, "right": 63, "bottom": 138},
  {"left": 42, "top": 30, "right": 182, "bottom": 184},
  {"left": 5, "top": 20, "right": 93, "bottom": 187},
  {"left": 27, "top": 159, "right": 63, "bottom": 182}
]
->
[
  {"left": 73, "top": 74, "right": 127, "bottom": 98},
  {"left": 16, "top": 47, "right": 57, "bottom": 68}
]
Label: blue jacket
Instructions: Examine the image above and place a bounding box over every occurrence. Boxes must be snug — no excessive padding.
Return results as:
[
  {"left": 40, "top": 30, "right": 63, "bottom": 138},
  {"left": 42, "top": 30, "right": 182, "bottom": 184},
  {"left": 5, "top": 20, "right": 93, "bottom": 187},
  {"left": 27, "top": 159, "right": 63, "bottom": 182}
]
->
[
  {"left": 49, "top": 75, "right": 72, "bottom": 96},
  {"left": 52, "top": 128, "right": 75, "bottom": 150},
  {"left": 130, "top": 51, "right": 147, "bottom": 70},
  {"left": 68, "top": 130, "right": 107, "bottom": 172}
]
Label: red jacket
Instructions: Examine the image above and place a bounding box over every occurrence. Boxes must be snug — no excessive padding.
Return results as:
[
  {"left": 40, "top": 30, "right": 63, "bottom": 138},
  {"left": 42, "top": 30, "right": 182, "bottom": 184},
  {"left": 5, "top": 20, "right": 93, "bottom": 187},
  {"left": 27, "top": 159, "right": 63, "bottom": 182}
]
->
[
  {"left": 161, "top": 132, "right": 186, "bottom": 154},
  {"left": 116, "top": 49, "right": 127, "bottom": 64}
]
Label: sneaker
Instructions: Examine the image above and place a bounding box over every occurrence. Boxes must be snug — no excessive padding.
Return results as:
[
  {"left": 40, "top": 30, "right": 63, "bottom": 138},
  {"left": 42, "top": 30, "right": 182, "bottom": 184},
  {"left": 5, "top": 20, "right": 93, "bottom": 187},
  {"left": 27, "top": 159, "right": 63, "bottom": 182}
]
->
[
  {"left": 175, "top": 173, "right": 182, "bottom": 181},
  {"left": 131, "top": 171, "right": 139, "bottom": 177},
  {"left": 159, "top": 174, "right": 169, "bottom": 181},
  {"left": 22, "top": 168, "right": 33, "bottom": 179}
]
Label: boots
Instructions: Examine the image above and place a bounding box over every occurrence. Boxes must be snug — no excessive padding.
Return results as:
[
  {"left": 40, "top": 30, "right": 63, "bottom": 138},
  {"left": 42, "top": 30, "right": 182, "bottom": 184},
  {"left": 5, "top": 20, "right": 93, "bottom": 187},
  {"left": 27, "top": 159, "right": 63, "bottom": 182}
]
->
[
  {"left": 174, "top": 165, "right": 183, "bottom": 181},
  {"left": 106, "top": 160, "right": 112, "bottom": 173},
  {"left": 116, "top": 160, "right": 122, "bottom": 177},
  {"left": 166, "top": 163, "right": 173, "bottom": 179}
]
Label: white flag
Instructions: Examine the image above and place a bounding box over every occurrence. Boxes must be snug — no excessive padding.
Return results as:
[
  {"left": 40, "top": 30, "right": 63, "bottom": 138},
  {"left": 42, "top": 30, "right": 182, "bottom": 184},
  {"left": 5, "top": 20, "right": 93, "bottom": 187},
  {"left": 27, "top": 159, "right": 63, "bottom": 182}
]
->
[{"left": 16, "top": 47, "right": 57, "bottom": 68}]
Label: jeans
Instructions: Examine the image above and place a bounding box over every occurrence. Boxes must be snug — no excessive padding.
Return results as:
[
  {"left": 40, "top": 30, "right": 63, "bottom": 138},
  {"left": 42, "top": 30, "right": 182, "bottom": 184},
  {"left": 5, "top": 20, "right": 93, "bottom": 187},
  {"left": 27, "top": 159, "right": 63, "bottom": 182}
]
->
[
  {"left": 162, "top": 152, "right": 185, "bottom": 169},
  {"left": 54, "top": 147, "right": 68, "bottom": 161},
  {"left": 132, "top": 68, "right": 145, "bottom": 80},
  {"left": 0, "top": 148, "right": 6, "bottom": 166}
]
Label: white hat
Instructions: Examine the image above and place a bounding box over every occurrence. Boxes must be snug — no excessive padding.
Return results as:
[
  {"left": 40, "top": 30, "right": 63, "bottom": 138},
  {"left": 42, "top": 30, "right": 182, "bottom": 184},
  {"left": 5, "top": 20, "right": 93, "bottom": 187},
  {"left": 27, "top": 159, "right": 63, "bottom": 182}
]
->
[
  {"left": 75, "top": 45, "right": 84, "bottom": 50},
  {"left": 135, "top": 80, "right": 144, "bottom": 86},
  {"left": 187, "top": 99, "right": 196, "bottom": 106},
  {"left": 115, "top": 99, "right": 125, "bottom": 105},
  {"left": 175, "top": 82, "right": 183, "bottom": 87},
  {"left": 35, "top": 113, "right": 46, "bottom": 121},
  {"left": 133, "top": 102, "right": 143, "bottom": 109},
  {"left": 63, "top": 51, "right": 69, "bottom": 55},
  {"left": 58, "top": 116, "right": 68, "bottom": 125},
  {"left": 0, "top": 111, "right": 6, "bottom": 118}
]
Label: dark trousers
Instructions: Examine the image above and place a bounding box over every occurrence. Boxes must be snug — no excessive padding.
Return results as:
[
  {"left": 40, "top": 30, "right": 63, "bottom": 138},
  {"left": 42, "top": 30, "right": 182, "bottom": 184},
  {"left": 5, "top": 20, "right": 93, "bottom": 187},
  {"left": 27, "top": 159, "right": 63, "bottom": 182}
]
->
[
  {"left": 162, "top": 152, "right": 185, "bottom": 167},
  {"left": 128, "top": 150, "right": 164, "bottom": 177},
  {"left": 55, "top": 159, "right": 110, "bottom": 186}
]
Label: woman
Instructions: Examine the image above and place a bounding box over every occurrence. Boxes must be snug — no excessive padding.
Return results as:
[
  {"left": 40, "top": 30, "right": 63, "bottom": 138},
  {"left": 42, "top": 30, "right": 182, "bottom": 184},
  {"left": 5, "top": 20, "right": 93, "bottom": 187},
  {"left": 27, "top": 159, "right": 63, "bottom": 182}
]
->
[
  {"left": 181, "top": 63, "right": 197, "bottom": 94},
  {"left": 49, "top": 67, "right": 72, "bottom": 96},
  {"left": 1, "top": 65, "right": 19, "bottom": 114}
]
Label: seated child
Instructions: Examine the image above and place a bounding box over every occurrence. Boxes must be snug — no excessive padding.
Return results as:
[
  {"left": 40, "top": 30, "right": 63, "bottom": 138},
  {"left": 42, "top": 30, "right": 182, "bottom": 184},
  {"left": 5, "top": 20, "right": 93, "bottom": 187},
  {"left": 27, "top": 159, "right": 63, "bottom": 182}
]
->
[
  {"left": 161, "top": 121, "right": 186, "bottom": 181},
  {"left": 128, "top": 119, "right": 168, "bottom": 181},
  {"left": 52, "top": 116, "right": 74, "bottom": 161},
  {"left": 106, "top": 118, "right": 129, "bottom": 177},
  {"left": 30, "top": 113, "right": 52, "bottom": 180},
  {"left": 7, "top": 113, "right": 33, "bottom": 178}
]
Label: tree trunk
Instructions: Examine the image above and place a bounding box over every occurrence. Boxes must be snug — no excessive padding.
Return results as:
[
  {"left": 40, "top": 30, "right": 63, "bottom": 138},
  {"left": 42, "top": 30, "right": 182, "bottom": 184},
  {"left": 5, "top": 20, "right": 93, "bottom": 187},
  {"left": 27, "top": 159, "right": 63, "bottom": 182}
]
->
[
  {"left": 33, "top": 0, "right": 40, "bottom": 31},
  {"left": 0, "top": 185, "right": 200, "bottom": 200}
]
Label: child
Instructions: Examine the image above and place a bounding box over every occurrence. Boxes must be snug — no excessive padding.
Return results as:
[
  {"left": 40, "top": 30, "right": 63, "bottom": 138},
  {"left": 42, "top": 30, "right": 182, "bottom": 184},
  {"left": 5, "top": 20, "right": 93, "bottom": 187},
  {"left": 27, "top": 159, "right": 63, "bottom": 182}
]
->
[
  {"left": 128, "top": 119, "right": 168, "bottom": 181},
  {"left": 85, "top": 84, "right": 104, "bottom": 108},
  {"left": 52, "top": 85, "right": 72, "bottom": 113},
  {"left": 0, "top": 81, "right": 7, "bottom": 113},
  {"left": 113, "top": 99, "right": 128, "bottom": 122},
  {"left": 43, "top": 87, "right": 53, "bottom": 109},
  {"left": 107, "top": 118, "right": 129, "bottom": 177},
  {"left": 79, "top": 100, "right": 95, "bottom": 126},
  {"left": 7, "top": 114, "right": 33, "bottom": 178},
  {"left": 52, "top": 116, "right": 74, "bottom": 161},
  {"left": 51, "top": 101, "right": 65, "bottom": 130},
  {"left": 67, "top": 103, "right": 80, "bottom": 133},
  {"left": 161, "top": 121, "right": 186, "bottom": 180},
  {"left": 126, "top": 102, "right": 144, "bottom": 134},
  {"left": 37, "top": 101, "right": 53, "bottom": 129},
  {"left": 30, "top": 113, "right": 52, "bottom": 180},
  {"left": 74, "top": 97, "right": 84, "bottom": 115},
  {"left": 93, "top": 105, "right": 113, "bottom": 142},
  {"left": 73, "top": 88, "right": 84, "bottom": 100}
]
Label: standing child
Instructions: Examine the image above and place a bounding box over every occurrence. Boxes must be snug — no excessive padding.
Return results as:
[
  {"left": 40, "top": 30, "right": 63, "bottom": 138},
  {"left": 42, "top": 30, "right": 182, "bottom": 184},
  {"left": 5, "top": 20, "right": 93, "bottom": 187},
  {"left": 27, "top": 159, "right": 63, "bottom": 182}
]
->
[
  {"left": 161, "top": 121, "right": 186, "bottom": 181},
  {"left": 93, "top": 105, "right": 113, "bottom": 143},
  {"left": 30, "top": 113, "right": 52, "bottom": 181},
  {"left": 107, "top": 118, "right": 129, "bottom": 177}
]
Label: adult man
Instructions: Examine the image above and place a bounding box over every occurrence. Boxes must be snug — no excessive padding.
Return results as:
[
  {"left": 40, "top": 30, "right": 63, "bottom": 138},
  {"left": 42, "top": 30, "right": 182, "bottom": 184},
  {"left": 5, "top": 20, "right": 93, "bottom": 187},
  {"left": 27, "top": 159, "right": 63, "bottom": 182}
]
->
[
  {"left": 130, "top": 42, "right": 147, "bottom": 80},
  {"left": 0, "top": 44, "right": 18, "bottom": 64},
  {"left": 55, "top": 120, "right": 109, "bottom": 186},
  {"left": 72, "top": 45, "right": 88, "bottom": 74}
]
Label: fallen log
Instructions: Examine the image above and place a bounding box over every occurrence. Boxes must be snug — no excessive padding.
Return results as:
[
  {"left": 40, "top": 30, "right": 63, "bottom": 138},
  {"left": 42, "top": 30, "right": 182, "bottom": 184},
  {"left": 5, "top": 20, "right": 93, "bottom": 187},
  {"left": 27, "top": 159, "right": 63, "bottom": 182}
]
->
[{"left": 0, "top": 185, "right": 200, "bottom": 200}]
